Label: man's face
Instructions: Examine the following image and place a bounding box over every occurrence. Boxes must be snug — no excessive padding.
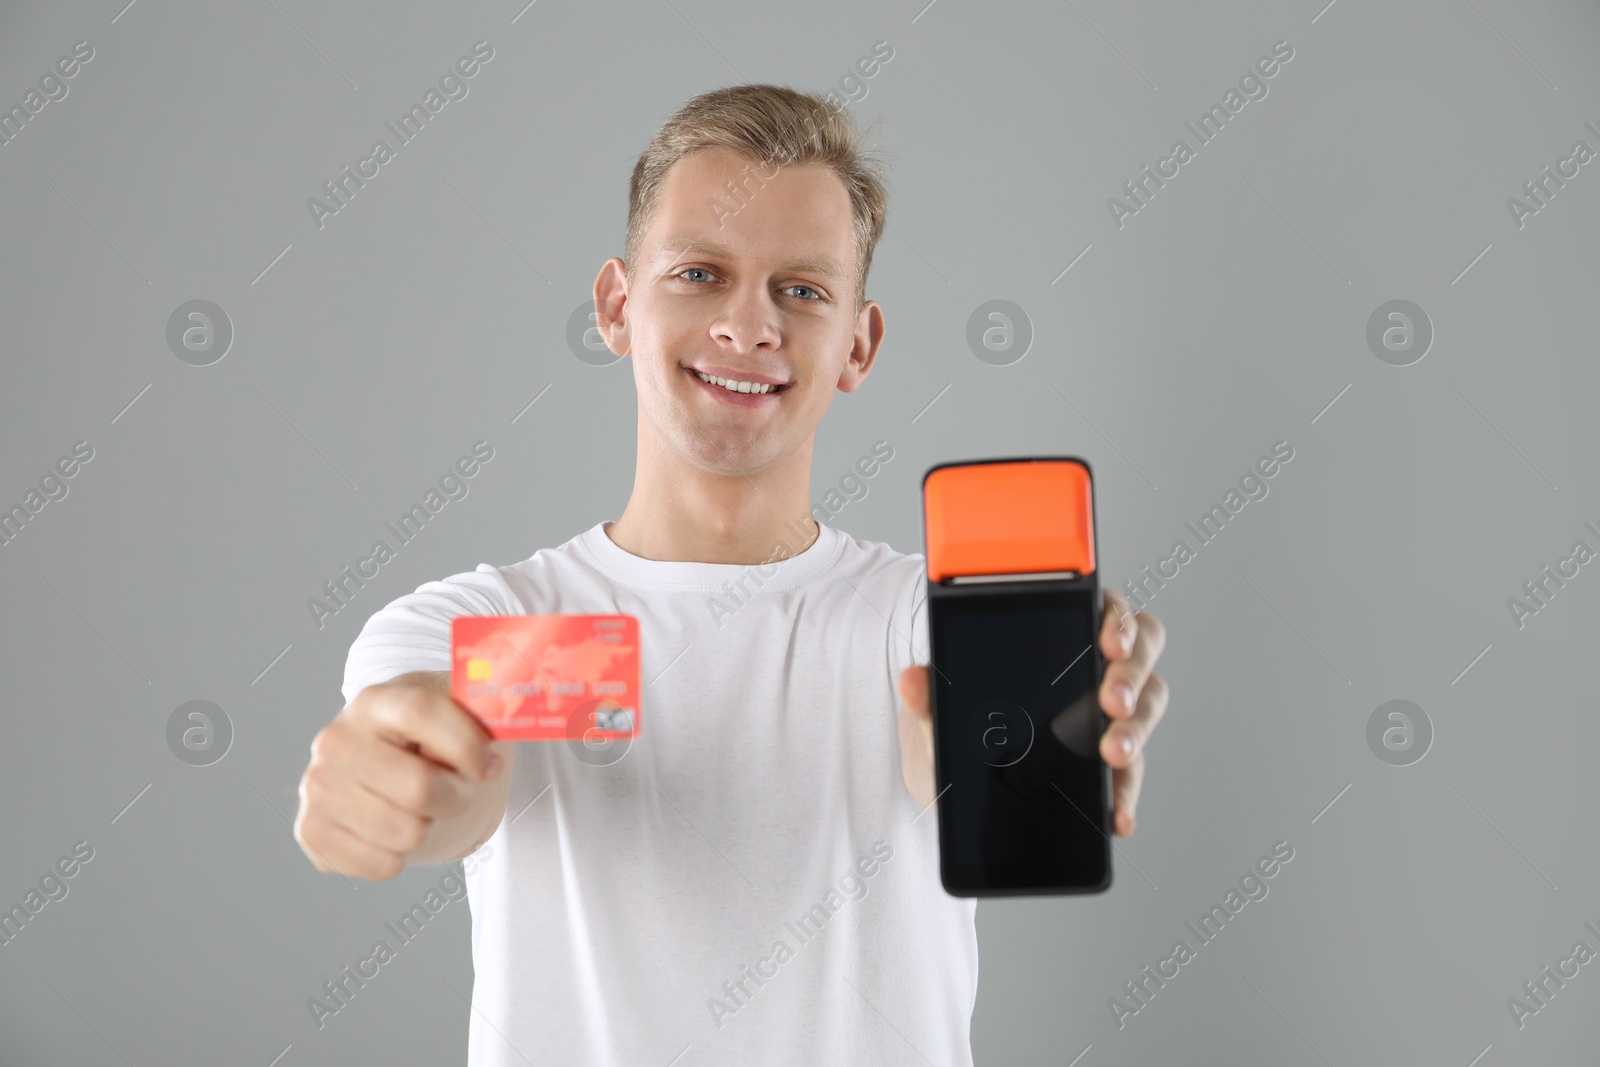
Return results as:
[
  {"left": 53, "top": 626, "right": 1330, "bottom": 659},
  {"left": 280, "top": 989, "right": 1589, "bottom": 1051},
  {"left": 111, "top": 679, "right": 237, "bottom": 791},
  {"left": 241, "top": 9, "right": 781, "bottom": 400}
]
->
[{"left": 597, "top": 146, "right": 883, "bottom": 477}]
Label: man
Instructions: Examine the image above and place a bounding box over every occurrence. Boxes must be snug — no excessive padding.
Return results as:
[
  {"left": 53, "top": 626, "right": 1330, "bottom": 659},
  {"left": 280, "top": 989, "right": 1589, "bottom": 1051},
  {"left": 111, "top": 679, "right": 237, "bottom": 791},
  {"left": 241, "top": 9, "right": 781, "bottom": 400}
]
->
[{"left": 295, "top": 83, "right": 1168, "bottom": 1065}]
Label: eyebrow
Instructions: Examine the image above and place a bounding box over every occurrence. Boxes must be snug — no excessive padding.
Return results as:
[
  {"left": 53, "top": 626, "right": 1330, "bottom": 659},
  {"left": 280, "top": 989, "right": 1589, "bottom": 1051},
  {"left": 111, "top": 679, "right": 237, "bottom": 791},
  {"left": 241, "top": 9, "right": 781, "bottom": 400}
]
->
[{"left": 658, "top": 235, "right": 848, "bottom": 282}]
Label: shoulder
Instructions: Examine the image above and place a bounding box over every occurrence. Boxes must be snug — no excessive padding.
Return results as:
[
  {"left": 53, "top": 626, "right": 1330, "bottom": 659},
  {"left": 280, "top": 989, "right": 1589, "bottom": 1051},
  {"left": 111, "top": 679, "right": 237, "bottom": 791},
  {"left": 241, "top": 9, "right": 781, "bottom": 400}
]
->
[
  {"left": 340, "top": 525, "right": 599, "bottom": 704},
  {"left": 492, "top": 524, "right": 609, "bottom": 611},
  {"left": 824, "top": 525, "right": 930, "bottom": 666},
  {"left": 828, "top": 525, "right": 925, "bottom": 594}
]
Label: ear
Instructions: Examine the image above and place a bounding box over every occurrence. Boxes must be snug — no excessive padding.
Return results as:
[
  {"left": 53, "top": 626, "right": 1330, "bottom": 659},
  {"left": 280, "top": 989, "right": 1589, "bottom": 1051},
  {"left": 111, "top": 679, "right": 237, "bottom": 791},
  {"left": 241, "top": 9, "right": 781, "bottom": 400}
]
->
[
  {"left": 837, "top": 299, "right": 885, "bottom": 393},
  {"left": 593, "top": 258, "right": 632, "bottom": 358}
]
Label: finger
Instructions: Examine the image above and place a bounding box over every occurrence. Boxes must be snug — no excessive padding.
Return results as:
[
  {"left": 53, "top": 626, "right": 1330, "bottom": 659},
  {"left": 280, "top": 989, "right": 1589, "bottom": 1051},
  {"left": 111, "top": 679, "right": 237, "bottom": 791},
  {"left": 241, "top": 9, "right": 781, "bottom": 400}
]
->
[
  {"left": 363, "top": 684, "right": 499, "bottom": 782},
  {"left": 356, "top": 737, "right": 476, "bottom": 819},
  {"left": 330, "top": 774, "right": 437, "bottom": 855},
  {"left": 1100, "top": 587, "right": 1137, "bottom": 663},
  {"left": 1100, "top": 609, "right": 1167, "bottom": 721},
  {"left": 897, "top": 665, "right": 930, "bottom": 720},
  {"left": 295, "top": 807, "right": 407, "bottom": 881},
  {"left": 1111, "top": 752, "right": 1145, "bottom": 836},
  {"left": 1099, "top": 672, "right": 1169, "bottom": 768}
]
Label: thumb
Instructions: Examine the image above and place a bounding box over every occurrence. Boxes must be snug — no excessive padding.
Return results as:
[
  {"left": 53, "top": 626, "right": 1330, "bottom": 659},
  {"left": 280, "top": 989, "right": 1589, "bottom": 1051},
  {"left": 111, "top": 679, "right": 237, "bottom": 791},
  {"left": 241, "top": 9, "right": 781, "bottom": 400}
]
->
[{"left": 897, "top": 665, "right": 930, "bottom": 721}]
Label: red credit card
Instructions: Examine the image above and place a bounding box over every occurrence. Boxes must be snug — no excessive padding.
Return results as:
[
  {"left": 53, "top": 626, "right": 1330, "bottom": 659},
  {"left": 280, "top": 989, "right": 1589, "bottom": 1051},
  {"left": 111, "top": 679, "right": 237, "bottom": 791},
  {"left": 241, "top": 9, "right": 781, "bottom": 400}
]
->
[{"left": 449, "top": 614, "right": 640, "bottom": 741}]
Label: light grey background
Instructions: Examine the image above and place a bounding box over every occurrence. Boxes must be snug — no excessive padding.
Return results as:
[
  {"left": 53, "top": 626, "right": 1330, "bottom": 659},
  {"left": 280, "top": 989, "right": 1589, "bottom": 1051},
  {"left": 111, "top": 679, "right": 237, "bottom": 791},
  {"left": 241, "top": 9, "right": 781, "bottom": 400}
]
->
[{"left": 3, "top": 0, "right": 1598, "bottom": 1064}]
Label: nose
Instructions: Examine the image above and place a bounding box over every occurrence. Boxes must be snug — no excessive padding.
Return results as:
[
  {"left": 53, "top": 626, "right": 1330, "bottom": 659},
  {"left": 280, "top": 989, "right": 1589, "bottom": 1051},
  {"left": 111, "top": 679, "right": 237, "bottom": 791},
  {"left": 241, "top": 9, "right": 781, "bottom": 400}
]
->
[{"left": 710, "top": 283, "right": 781, "bottom": 353}]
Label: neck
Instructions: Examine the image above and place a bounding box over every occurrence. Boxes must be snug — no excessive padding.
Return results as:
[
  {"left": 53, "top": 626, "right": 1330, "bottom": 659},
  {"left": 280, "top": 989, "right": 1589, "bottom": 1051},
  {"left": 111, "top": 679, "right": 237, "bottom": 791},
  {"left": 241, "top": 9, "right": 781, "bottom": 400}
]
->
[{"left": 606, "top": 427, "right": 820, "bottom": 566}]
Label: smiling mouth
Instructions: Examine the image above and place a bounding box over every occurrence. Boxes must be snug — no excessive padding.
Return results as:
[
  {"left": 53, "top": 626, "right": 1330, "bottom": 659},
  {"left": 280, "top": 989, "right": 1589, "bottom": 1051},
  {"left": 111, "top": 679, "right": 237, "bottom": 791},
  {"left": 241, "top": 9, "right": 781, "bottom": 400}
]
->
[{"left": 685, "top": 367, "right": 792, "bottom": 395}]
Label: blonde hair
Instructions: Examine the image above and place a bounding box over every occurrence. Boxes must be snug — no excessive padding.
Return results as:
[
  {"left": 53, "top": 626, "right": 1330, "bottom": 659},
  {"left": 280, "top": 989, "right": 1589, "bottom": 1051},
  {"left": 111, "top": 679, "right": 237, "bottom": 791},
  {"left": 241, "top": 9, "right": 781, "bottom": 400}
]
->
[{"left": 625, "top": 84, "right": 891, "bottom": 316}]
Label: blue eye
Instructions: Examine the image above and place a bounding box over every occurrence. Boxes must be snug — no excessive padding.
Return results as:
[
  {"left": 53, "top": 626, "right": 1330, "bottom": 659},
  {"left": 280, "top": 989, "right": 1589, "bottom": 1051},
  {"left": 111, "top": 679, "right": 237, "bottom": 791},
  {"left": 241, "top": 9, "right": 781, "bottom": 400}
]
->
[{"left": 675, "top": 269, "right": 822, "bottom": 301}]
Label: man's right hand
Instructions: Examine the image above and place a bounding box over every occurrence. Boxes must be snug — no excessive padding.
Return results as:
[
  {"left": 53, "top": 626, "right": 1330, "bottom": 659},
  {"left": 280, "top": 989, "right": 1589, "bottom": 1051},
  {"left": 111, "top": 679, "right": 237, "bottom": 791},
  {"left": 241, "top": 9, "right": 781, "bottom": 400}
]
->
[{"left": 294, "top": 671, "right": 515, "bottom": 881}]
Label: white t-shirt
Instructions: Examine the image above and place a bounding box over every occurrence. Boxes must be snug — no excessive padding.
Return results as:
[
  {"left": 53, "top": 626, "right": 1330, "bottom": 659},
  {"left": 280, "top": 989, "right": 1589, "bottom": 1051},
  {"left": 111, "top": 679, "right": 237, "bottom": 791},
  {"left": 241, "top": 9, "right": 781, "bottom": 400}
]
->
[{"left": 341, "top": 519, "right": 980, "bottom": 1066}]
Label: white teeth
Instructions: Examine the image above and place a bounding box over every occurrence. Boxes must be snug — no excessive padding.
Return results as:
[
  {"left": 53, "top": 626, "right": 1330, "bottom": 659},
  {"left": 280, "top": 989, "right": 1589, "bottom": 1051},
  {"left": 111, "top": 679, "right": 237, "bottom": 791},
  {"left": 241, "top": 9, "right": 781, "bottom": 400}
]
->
[{"left": 694, "top": 370, "right": 779, "bottom": 395}]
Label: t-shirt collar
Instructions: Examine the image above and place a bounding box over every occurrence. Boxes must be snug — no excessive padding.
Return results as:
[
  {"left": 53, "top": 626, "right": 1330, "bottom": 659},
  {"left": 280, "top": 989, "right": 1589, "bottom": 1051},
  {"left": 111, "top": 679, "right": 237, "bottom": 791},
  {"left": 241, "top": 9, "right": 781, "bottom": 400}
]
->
[{"left": 578, "top": 518, "right": 843, "bottom": 591}]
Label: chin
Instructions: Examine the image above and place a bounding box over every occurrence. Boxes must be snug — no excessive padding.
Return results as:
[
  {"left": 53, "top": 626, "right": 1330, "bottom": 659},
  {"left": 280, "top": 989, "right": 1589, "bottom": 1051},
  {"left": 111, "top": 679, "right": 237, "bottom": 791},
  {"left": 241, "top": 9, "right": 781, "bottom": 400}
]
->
[{"left": 691, "top": 436, "right": 780, "bottom": 473}]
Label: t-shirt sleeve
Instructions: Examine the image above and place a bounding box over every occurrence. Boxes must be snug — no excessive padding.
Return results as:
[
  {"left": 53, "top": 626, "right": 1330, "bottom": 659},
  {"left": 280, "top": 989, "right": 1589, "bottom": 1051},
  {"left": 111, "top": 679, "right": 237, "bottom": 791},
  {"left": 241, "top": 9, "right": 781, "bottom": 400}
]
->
[
  {"left": 340, "top": 564, "right": 522, "bottom": 706},
  {"left": 889, "top": 553, "right": 931, "bottom": 679},
  {"left": 909, "top": 578, "right": 930, "bottom": 666}
]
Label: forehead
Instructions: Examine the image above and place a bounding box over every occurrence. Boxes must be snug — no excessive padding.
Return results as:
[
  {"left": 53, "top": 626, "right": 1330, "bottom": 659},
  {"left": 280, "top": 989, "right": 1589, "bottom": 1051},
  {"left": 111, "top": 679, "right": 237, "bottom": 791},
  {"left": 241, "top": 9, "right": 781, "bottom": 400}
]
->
[{"left": 646, "top": 147, "right": 855, "bottom": 279}]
